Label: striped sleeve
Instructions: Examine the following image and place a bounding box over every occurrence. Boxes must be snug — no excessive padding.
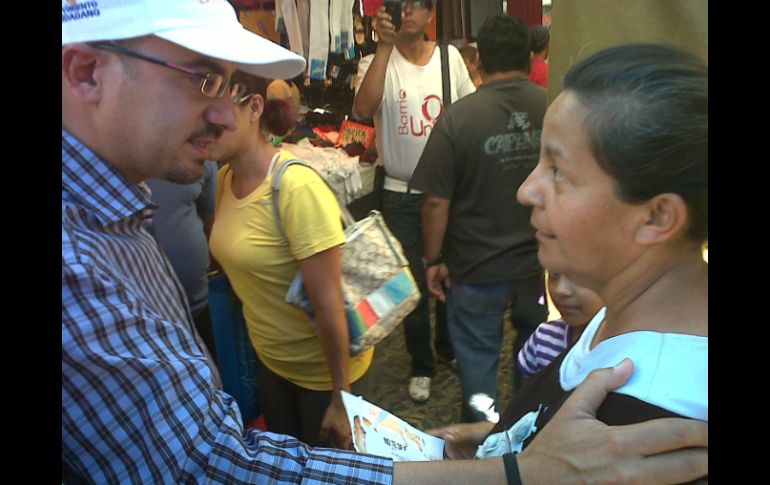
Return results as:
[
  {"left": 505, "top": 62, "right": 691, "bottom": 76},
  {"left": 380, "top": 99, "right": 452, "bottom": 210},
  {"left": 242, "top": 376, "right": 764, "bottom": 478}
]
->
[
  {"left": 517, "top": 331, "right": 540, "bottom": 377},
  {"left": 517, "top": 320, "right": 570, "bottom": 378}
]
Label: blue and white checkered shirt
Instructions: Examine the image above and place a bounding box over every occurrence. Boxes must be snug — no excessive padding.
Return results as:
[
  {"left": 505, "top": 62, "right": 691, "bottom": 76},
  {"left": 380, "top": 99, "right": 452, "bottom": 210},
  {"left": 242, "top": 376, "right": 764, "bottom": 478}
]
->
[{"left": 62, "top": 129, "right": 394, "bottom": 484}]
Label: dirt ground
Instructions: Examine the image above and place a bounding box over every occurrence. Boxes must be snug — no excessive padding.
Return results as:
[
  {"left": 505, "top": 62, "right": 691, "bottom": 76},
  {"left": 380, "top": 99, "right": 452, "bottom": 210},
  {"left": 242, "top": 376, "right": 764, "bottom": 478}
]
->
[{"left": 365, "top": 304, "right": 518, "bottom": 431}]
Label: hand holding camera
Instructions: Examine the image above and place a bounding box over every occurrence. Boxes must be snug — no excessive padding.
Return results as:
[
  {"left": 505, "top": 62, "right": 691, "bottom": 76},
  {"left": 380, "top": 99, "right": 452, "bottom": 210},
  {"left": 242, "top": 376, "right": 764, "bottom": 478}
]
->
[{"left": 374, "top": 2, "right": 401, "bottom": 45}]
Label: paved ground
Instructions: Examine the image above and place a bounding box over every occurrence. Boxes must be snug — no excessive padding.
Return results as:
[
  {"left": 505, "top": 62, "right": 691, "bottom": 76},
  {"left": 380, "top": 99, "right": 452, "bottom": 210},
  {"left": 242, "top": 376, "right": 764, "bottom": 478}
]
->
[{"left": 364, "top": 305, "right": 518, "bottom": 432}]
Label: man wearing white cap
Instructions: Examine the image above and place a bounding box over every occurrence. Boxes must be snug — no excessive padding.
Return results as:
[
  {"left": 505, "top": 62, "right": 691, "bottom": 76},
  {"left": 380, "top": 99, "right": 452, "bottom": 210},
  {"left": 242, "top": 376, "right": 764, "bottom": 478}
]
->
[{"left": 62, "top": 1, "right": 708, "bottom": 483}]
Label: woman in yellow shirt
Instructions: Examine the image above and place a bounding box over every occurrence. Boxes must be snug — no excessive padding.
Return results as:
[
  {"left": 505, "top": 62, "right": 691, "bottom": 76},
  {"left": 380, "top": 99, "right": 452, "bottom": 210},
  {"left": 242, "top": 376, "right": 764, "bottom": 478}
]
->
[{"left": 209, "top": 72, "right": 373, "bottom": 449}]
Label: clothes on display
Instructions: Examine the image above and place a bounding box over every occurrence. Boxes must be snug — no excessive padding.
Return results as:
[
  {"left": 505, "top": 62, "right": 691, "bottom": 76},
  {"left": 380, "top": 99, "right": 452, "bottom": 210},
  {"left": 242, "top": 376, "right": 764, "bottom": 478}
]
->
[
  {"left": 297, "top": 0, "right": 311, "bottom": 60},
  {"left": 340, "top": 0, "right": 357, "bottom": 59},
  {"left": 331, "top": 0, "right": 356, "bottom": 56},
  {"left": 276, "top": 0, "right": 305, "bottom": 57},
  {"left": 308, "top": 0, "right": 331, "bottom": 79},
  {"left": 238, "top": 2, "right": 473, "bottom": 211},
  {"left": 281, "top": 139, "right": 369, "bottom": 205},
  {"left": 330, "top": 0, "right": 342, "bottom": 53}
]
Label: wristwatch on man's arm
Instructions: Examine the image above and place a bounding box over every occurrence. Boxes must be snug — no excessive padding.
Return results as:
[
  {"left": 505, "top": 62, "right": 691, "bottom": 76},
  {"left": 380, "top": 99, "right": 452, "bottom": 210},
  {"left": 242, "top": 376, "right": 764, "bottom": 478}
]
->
[{"left": 422, "top": 255, "right": 444, "bottom": 269}]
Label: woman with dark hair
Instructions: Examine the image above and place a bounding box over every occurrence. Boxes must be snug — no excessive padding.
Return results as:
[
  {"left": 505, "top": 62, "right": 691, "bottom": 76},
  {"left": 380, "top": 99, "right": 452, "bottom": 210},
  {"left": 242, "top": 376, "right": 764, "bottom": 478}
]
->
[
  {"left": 433, "top": 43, "right": 707, "bottom": 480},
  {"left": 208, "top": 71, "right": 373, "bottom": 449}
]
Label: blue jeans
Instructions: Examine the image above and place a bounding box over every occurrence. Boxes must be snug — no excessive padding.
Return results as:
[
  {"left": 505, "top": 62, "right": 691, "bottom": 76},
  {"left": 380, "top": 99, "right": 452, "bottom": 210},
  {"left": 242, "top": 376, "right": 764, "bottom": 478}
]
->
[
  {"left": 382, "top": 190, "right": 454, "bottom": 377},
  {"left": 447, "top": 274, "right": 547, "bottom": 422}
]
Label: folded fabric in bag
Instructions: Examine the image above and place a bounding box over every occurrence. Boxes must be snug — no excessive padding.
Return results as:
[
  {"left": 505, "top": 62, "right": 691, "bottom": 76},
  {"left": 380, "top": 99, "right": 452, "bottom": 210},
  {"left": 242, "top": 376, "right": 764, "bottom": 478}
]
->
[{"left": 272, "top": 159, "right": 420, "bottom": 356}]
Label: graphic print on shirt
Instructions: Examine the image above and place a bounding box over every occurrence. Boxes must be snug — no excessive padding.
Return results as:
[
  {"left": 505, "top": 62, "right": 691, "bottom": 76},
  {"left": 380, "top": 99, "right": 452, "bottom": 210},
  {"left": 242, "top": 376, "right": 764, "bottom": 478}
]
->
[
  {"left": 397, "top": 89, "right": 444, "bottom": 138},
  {"left": 484, "top": 111, "right": 542, "bottom": 173}
]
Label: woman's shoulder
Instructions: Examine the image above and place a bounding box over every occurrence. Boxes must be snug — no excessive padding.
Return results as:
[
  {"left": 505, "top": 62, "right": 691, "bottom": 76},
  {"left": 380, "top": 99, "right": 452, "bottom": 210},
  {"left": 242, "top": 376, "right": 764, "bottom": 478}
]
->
[
  {"left": 274, "top": 152, "right": 324, "bottom": 188},
  {"left": 273, "top": 154, "right": 340, "bottom": 216},
  {"left": 561, "top": 331, "right": 707, "bottom": 420}
]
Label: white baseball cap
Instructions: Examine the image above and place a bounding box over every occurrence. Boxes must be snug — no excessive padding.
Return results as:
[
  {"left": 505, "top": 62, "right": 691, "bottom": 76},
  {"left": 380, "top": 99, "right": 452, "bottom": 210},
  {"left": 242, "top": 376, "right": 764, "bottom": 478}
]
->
[{"left": 61, "top": 0, "right": 306, "bottom": 80}]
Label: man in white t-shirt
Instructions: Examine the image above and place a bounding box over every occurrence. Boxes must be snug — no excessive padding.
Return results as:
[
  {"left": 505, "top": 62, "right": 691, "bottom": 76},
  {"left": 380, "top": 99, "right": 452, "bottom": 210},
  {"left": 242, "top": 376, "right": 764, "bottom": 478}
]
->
[{"left": 352, "top": 0, "right": 475, "bottom": 403}]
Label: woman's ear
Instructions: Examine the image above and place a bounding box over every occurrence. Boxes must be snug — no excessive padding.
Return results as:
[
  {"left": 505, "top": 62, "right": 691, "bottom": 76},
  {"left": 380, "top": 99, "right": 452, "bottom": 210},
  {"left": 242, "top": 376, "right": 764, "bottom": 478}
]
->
[
  {"left": 62, "top": 44, "right": 107, "bottom": 104},
  {"left": 635, "top": 193, "right": 690, "bottom": 245},
  {"left": 249, "top": 94, "right": 265, "bottom": 122}
]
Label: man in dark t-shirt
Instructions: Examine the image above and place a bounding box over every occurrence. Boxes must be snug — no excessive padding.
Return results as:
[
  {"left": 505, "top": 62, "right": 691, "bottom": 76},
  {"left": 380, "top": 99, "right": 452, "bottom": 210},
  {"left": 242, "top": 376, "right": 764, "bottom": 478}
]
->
[{"left": 411, "top": 14, "right": 548, "bottom": 422}]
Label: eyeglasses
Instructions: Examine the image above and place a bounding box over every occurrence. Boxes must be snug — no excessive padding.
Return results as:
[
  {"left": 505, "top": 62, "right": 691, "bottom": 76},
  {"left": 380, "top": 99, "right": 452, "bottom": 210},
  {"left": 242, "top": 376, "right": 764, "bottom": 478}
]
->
[
  {"left": 233, "top": 92, "right": 257, "bottom": 105},
  {"left": 227, "top": 79, "right": 258, "bottom": 105},
  {"left": 91, "top": 43, "right": 245, "bottom": 103},
  {"left": 400, "top": 0, "right": 432, "bottom": 8}
]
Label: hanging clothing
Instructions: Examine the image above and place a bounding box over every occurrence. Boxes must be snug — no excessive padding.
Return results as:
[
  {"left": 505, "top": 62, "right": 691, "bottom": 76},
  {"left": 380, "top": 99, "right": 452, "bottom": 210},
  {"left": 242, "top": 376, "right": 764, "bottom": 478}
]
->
[
  {"left": 330, "top": 0, "right": 342, "bottom": 53},
  {"left": 329, "top": 0, "right": 355, "bottom": 58},
  {"left": 297, "top": 0, "right": 311, "bottom": 60},
  {"left": 276, "top": 0, "right": 304, "bottom": 57},
  {"left": 308, "top": 0, "right": 330, "bottom": 79},
  {"left": 340, "top": 0, "right": 356, "bottom": 59}
]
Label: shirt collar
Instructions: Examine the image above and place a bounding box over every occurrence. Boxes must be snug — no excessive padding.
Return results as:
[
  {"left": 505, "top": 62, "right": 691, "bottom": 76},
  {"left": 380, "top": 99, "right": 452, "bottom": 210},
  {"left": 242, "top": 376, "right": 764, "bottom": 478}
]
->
[
  {"left": 62, "top": 129, "right": 154, "bottom": 226},
  {"left": 478, "top": 74, "right": 530, "bottom": 91}
]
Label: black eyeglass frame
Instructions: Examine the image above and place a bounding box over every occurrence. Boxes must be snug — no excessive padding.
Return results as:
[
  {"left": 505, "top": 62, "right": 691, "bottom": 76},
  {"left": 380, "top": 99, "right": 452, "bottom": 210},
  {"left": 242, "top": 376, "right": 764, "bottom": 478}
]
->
[{"left": 91, "top": 42, "right": 245, "bottom": 102}]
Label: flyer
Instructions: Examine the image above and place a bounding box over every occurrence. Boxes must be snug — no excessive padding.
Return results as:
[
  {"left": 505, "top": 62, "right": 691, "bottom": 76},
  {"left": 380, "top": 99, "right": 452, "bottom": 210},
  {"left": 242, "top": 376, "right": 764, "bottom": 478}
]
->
[{"left": 341, "top": 390, "right": 445, "bottom": 462}]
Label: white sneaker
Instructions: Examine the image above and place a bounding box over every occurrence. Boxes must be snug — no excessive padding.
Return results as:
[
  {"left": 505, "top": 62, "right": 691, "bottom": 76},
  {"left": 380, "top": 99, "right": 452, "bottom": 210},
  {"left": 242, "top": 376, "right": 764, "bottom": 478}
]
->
[{"left": 408, "top": 376, "right": 431, "bottom": 403}]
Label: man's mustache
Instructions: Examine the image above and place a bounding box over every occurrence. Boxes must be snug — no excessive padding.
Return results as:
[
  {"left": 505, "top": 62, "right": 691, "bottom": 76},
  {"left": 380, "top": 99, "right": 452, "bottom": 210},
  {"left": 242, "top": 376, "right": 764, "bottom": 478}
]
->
[{"left": 190, "top": 125, "right": 224, "bottom": 141}]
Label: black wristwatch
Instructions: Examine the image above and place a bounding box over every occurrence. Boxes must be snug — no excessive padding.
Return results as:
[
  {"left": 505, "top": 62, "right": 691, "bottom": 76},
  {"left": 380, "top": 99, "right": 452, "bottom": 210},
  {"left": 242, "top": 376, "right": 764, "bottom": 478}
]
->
[
  {"left": 503, "top": 453, "right": 522, "bottom": 485},
  {"left": 422, "top": 255, "right": 444, "bottom": 269}
]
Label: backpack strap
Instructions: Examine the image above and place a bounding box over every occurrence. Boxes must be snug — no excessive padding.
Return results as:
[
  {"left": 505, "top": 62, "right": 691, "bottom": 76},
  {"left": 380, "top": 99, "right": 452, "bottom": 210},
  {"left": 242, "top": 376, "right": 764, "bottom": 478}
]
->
[{"left": 440, "top": 40, "right": 452, "bottom": 108}]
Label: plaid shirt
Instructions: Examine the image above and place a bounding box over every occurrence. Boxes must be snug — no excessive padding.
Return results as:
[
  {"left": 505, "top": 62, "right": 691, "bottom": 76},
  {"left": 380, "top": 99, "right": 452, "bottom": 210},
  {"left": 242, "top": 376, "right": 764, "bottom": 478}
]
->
[{"left": 62, "top": 130, "right": 394, "bottom": 484}]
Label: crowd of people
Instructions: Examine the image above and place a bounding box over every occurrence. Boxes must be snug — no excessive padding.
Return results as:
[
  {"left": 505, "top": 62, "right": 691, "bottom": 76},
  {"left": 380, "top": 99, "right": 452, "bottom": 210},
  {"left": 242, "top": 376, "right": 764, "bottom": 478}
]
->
[
  {"left": 62, "top": 0, "right": 708, "bottom": 483},
  {"left": 353, "top": 0, "right": 472, "bottom": 404},
  {"left": 411, "top": 14, "right": 549, "bottom": 421}
]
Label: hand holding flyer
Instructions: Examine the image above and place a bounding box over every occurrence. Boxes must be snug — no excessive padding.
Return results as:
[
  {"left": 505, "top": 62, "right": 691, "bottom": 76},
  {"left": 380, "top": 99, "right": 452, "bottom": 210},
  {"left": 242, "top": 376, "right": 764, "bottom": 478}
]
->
[{"left": 341, "top": 390, "right": 445, "bottom": 461}]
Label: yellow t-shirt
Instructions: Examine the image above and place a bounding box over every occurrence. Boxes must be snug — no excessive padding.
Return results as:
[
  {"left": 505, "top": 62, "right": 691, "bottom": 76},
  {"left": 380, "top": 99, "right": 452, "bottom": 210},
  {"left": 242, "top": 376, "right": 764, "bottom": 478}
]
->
[{"left": 210, "top": 150, "right": 373, "bottom": 390}]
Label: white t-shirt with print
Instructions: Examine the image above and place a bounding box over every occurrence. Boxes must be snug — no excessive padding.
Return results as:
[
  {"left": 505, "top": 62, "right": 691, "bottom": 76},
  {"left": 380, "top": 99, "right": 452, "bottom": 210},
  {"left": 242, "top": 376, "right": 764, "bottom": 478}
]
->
[{"left": 354, "top": 44, "right": 476, "bottom": 192}]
